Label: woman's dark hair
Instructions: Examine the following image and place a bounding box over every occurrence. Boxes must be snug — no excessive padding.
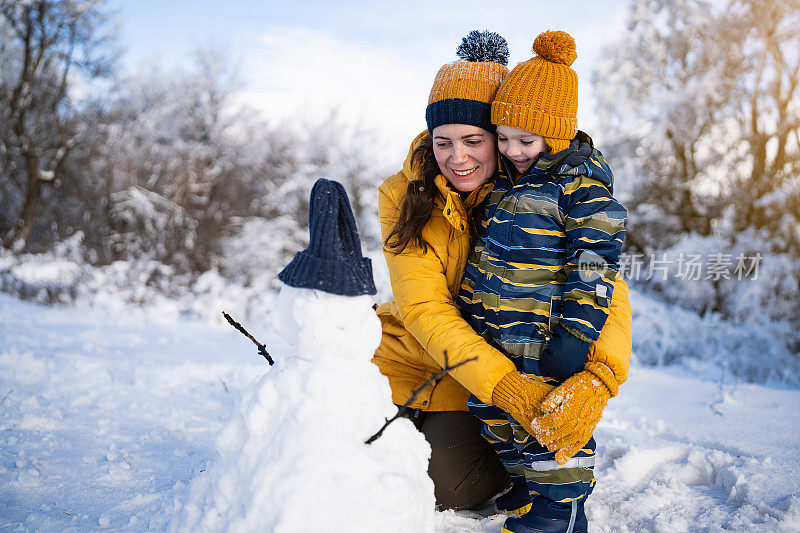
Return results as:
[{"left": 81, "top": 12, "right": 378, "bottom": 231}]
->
[
  {"left": 384, "top": 134, "right": 439, "bottom": 253},
  {"left": 384, "top": 134, "right": 485, "bottom": 254}
]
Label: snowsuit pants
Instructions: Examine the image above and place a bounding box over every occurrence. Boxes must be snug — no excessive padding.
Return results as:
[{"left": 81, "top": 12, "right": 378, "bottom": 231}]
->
[{"left": 468, "top": 396, "right": 596, "bottom": 515}]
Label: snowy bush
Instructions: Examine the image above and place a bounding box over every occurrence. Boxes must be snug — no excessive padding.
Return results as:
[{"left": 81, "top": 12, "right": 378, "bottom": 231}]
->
[
  {"left": 0, "top": 209, "right": 390, "bottom": 331},
  {"left": 110, "top": 186, "right": 198, "bottom": 269},
  {"left": 627, "top": 231, "right": 800, "bottom": 328},
  {"left": 0, "top": 233, "right": 88, "bottom": 304},
  {"left": 0, "top": 233, "right": 275, "bottom": 326},
  {"left": 630, "top": 289, "right": 800, "bottom": 386},
  {"left": 623, "top": 230, "right": 800, "bottom": 383},
  {"left": 217, "top": 216, "right": 306, "bottom": 288}
]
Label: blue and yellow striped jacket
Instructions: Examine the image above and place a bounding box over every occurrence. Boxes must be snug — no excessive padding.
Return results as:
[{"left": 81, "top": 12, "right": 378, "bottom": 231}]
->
[{"left": 458, "top": 134, "right": 627, "bottom": 376}]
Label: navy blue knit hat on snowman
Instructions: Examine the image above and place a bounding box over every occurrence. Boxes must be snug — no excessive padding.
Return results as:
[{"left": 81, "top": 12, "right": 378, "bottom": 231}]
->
[{"left": 278, "top": 178, "right": 376, "bottom": 296}]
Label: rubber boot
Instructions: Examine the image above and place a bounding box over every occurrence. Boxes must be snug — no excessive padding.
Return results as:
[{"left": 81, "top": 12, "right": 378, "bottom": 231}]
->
[
  {"left": 494, "top": 477, "right": 533, "bottom": 516},
  {"left": 501, "top": 499, "right": 587, "bottom": 533}
]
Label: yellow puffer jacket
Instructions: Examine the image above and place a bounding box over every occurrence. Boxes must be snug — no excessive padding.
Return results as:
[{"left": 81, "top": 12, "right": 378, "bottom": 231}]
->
[{"left": 372, "top": 133, "right": 632, "bottom": 411}]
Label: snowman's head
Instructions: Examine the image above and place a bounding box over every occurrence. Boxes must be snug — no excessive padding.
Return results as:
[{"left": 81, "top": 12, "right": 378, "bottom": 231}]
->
[{"left": 273, "top": 284, "right": 381, "bottom": 362}]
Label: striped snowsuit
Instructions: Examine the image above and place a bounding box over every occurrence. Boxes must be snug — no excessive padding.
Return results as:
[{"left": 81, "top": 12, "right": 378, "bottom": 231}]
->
[{"left": 458, "top": 133, "right": 626, "bottom": 513}]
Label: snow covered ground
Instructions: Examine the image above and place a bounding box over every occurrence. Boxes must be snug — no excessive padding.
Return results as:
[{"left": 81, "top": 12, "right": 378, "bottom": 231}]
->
[{"left": 1, "top": 291, "right": 799, "bottom": 532}]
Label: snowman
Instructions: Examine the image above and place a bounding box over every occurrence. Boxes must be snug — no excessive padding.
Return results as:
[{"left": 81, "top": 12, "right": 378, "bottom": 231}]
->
[{"left": 175, "top": 179, "right": 435, "bottom": 533}]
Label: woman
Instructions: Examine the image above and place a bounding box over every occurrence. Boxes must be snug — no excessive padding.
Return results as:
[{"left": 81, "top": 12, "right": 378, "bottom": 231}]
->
[{"left": 372, "top": 31, "right": 632, "bottom": 512}]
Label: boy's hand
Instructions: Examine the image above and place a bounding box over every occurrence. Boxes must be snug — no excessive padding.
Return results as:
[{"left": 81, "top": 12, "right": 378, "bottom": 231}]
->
[
  {"left": 492, "top": 371, "right": 555, "bottom": 429},
  {"left": 540, "top": 324, "right": 591, "bottom": 381},
  {"left": 530, "top": 361, "right": 618, "bottom": 464}
]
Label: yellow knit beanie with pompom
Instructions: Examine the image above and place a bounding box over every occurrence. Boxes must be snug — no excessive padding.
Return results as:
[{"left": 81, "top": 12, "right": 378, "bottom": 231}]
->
[
  {"left": 491, "top": 30, "right": 578, "bottom": 154},
  {"left": 426, "top": 30, "right": 510, "bottom": 134}
]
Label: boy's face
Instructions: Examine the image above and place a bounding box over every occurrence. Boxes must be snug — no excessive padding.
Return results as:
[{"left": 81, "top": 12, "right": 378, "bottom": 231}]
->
[
  {"left": 496, "top": 125, "right": 550, "bottom": 175},
  {"left": 432, "top": 124, "right": 497, "bottom": 193}
]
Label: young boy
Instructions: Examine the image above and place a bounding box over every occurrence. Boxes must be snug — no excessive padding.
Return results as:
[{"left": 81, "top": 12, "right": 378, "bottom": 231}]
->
[{"left": 458, "top": 31, "right": 627, "bottom": 533}]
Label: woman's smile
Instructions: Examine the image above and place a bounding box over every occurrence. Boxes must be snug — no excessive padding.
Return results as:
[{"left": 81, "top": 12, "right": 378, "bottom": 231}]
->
[{"left": 451, "top": 166, "right": 479, "bottom": 177}]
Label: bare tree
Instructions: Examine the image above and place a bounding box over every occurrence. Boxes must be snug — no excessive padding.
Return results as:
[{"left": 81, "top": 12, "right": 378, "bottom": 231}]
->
[
  {"left": 725, "top": 0, "right": 800, "bottom": 251},
  {"left": 592, "top": 0, "right": 800, "bottom": 323},
  {"left": 594, "top": 0, "right": 800, "bottom": 254},
  {"left": 593, "top": 0, "right": 734, "bottom": 250},
  {"left": 0, "top": 0, "right": 116, "bottom": 251}
]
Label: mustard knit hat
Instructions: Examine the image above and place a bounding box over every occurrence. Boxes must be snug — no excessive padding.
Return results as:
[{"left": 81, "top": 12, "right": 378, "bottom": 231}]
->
[
  {"left": 426, "top": 30, "right": 510, "bottom": 134},
  {"left": 491, "top": 30, "right": 578, "bottom": 154}
]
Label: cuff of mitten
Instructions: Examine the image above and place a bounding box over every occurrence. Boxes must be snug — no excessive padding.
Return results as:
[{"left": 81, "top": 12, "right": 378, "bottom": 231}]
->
[
  {"left": 491, "top": 371, "right": 529, "bottom": 413},
  {"left": 585, "top": 361, "right": 620, "bottom": 397}
]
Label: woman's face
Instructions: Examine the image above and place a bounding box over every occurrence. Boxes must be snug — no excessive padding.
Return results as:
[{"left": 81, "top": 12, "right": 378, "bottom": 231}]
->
[{"left": 431, "top": 124, "right": 497, "bottom": 193}]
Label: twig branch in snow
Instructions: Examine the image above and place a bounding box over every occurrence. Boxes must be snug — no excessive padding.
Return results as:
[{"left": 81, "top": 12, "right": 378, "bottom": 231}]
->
[
  {"left": 365, "top": 352, "right": 477, "bottom": 444},
  {"left": 221, "top": 311, "right": 274, "bottom": 366},
  {"left": 0, "top": 389, "right": 12, "bottom": 407}
]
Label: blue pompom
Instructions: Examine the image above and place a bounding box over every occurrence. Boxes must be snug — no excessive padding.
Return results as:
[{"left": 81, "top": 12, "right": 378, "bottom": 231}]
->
[{"left": 456, "top": 30, "right": 509, "bottom": 66}]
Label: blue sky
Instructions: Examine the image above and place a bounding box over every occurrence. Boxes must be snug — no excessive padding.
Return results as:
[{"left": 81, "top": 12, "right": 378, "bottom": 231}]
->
[{"left": 111, "top": 0, "right": 631, "bottom": 156}]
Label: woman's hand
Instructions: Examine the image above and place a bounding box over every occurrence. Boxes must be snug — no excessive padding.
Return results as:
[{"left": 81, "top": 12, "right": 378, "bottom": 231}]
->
[
  {"left": 530, "top": 361, "right": 618, "bottom": 465},
  {"left": 492, "top": 371, "right": 555, "bottom": 430}
]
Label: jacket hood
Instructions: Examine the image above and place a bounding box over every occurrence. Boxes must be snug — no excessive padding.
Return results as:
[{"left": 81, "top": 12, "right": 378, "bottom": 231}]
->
[{"left": 501, "top": 130, "right": 615, "bottom": 193}]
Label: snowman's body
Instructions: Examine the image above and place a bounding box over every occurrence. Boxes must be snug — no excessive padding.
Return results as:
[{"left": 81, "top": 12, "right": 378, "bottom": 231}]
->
[{"left": 177, "top": 285, "right": 435, "bottom": 532}]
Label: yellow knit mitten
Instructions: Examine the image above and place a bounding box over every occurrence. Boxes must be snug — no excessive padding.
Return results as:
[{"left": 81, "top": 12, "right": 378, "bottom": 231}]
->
[
  {"left": 530, "top": 362, "right": 619, "bottom": 465},
  {"left": 491, "top": 371, "right": 555, "bottom": 430}
]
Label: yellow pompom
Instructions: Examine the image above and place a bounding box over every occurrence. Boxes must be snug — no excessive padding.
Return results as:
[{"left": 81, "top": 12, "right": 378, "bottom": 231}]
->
[{"left": 532, "top": 30, "right": 577, "bottom": 66}]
